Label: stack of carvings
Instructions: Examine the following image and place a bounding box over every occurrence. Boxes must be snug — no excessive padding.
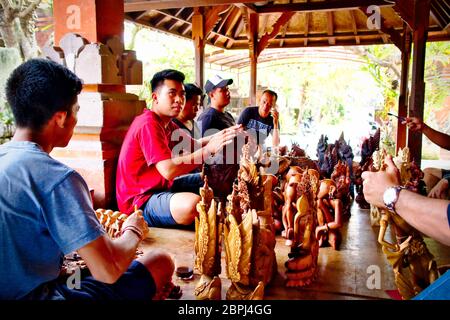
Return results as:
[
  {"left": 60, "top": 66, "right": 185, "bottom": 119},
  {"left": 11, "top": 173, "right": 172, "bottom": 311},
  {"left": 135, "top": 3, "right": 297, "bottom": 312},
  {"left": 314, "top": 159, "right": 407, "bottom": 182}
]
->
[
  {"left": 43, "top": 33, "right": 145, "bottom": 208},
  {"left": 372, "top": 147, "right": 439, "bottom": 299},
  {"left": 194, "top": 143, "right": 277, "bottom": 300}
]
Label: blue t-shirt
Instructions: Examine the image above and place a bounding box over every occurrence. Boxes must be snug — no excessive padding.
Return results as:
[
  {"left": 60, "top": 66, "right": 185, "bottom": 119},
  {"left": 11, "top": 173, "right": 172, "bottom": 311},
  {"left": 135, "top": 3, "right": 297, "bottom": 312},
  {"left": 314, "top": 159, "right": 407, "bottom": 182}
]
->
[
  {"left": 0, "top": 141, "right": 105, "bottom": 299},
  {"left": 237, "top": 106, "right": 279, "bottom": 146},
  {"left": 197, "top": 107, "right": 236, "bottom": 137}
]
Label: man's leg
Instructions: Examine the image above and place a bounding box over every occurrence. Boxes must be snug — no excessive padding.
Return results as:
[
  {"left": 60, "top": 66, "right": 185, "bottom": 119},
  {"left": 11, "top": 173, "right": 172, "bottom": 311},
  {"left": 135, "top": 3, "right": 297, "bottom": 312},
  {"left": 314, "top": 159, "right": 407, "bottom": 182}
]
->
[
  {"left": 170, "top": 192, "right": 201, "bottom": 225},
  {"left": 137, "top": 250, "right": 174, "bottom": 295},
  {"left": 143, "top": 191, "right": 200, "bottom": 227}
]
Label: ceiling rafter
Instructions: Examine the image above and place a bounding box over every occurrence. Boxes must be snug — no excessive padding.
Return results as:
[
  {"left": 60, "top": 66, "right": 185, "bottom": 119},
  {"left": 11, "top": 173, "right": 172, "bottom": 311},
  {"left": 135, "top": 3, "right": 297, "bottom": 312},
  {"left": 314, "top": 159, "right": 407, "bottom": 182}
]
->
[{"left": 258, "top": 11, "right": 295, "bottom": 54}]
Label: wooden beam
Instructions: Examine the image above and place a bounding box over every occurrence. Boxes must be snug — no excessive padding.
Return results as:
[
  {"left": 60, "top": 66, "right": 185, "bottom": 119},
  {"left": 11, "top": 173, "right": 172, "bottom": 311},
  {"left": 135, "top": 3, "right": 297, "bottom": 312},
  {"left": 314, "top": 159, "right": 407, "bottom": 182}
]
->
[
  {"left": 225, "top": 8, "right": 241, "bottom": 37},
  {"left": 204, "top": 5, "right": 231, "bottom": 36},
  {"left": 407, "top": 0, "right": 431, "bottom": 167},
  {"left": 216, "top": 5, "right": 234, "bottom": 34},
  {"left": 396, "top": 24, "right": 412, "bottom": 152},
  {"left": 257, "top": 0, "right": 393, "bottom": 14},
  {"left": 234, "top": 19, "right": 245, "bottom": 38},
  {"left": 349, "top": 10, "right": 360, "bottom": 44},
  {"left": 359, "top": 7, "right": 403, "bottom": 49},
  {"left": 280, "top": 23, "right": 289, "bottom": 47},
  {"left": 304, "top": 12, "right": 310, "bottom": 46},
  {"left": 258, "top": 12, "right": 295, "bottom": 55},
  {"left": 192, "top": 7, "right": 205, "bottom": 89},
  {"left": 125, "top": 0, "right": 265, "bottom": 12},
  {"left": 327, "top": 12, "right": 336, "bottom": 45}
]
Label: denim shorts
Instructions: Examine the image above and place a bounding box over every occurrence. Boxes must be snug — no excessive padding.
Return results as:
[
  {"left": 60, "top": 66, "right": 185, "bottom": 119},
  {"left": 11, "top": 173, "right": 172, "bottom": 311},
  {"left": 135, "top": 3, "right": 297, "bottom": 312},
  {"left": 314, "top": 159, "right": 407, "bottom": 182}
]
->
[
  {"left": 22, "top": 260, "right": 156, "bottom": 300},
  {"left": 142, "top": 173, "right": 203, "bottom": 227}
]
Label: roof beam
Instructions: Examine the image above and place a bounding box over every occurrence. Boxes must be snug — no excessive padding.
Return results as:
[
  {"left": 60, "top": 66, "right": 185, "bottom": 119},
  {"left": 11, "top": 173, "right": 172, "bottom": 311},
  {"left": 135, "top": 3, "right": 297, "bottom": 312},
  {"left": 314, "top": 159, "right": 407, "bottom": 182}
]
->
[
  {"left": 125, "top": 0, "right": 266, "bottom": 12},
  {"left": 304, "top": 12, "right": 310, "bottom": 46},
  {"left": 225, "top": 8, "right": 241, "bottom": 37},
  {"left": 327, "top": 12, "right": 336, "bottom": 45},
  {"left": 258, "top": 11, "right": 295, "bottom": 54},
  {"left": 359, "top": 7, "right": 403, "bottom": 49},
  {"left": 257, "top": 0, "right": 393, "bottom": 14},
  {"left": 349, "top": 10, "right": 361, "bottom": 44}
]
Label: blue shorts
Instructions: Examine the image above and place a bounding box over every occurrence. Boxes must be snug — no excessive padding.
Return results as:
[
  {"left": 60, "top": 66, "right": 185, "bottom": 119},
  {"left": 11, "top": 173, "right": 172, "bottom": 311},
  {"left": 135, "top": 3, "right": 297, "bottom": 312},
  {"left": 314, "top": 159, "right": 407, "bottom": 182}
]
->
[
  {"left": 142, "top": 173, "right": 203, "bottom": 227},
  {"left": 22, "top": 260, "right": 156, "bottom": 300}
]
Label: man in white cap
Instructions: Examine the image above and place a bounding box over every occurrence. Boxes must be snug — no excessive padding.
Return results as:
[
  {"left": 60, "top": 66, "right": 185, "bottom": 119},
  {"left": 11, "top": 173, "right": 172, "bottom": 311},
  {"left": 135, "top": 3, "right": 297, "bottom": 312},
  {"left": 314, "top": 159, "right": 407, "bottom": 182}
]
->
[{"left": 198, "top": 75, "right": 236, "bottom": 137}]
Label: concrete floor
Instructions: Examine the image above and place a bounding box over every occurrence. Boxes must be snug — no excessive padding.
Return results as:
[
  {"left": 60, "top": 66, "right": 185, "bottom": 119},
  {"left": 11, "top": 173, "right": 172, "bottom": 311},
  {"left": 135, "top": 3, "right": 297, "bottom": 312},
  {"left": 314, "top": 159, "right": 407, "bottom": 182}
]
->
[{"left": 139, "top": 202, "right": 450, "bottom": 300}]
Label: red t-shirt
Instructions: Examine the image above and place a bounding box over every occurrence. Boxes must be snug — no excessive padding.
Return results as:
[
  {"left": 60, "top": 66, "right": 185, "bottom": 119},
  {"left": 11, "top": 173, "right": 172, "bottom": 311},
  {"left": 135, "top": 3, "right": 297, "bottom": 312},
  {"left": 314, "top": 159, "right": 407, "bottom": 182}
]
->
[{"left": 116, "top": 109, "right": 195, "bottom": 214}]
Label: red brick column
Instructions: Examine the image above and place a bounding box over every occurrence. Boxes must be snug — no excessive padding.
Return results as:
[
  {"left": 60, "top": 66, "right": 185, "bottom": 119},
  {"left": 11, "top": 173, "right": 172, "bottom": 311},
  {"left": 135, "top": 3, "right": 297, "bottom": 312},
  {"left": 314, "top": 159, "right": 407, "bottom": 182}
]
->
[{"left": 49, "top": 0, "right": 145, "bottom": 209}]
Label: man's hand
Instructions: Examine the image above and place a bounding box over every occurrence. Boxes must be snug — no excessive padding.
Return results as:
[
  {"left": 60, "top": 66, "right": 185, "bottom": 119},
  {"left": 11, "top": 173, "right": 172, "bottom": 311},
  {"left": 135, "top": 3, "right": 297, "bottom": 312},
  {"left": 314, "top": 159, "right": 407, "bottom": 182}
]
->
[
  {"left": 122, "top": 209, "right": 149, "bottom": 240},
  {"left": 361, "top": 155, "right": 401, "bottom": 208},
  {"left": 205, "top": 125, "right": 242, "bottom": 156},
  {"left": 271, "top": 107, "right": 279, "bottom": 127},
  {"left": 428, "top": 178, "right": 449, "bottom": 199},
  {"left": 403, "top": 117, "right": 425, "bottom": 132}
]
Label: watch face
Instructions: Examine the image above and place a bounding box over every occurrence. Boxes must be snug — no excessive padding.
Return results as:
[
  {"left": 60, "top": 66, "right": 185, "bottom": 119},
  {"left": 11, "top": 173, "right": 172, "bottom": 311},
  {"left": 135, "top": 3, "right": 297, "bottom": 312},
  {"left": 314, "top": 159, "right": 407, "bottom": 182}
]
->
[{"left": 383, "top": 187, "right": 397, "bottom": 206}]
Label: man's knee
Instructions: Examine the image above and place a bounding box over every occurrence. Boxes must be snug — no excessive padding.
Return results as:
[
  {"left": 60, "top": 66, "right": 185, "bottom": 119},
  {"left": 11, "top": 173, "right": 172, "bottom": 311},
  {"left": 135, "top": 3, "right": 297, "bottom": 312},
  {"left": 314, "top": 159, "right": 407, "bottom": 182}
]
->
[
  {"left": 423, "top": 167, "right": 442, "bottom": 179},
  {"left": 171, "top": 194, "right": 200, "bottom": 225},
  {"left": 139, "top": 249, "right": 174, "bottom": 286}
]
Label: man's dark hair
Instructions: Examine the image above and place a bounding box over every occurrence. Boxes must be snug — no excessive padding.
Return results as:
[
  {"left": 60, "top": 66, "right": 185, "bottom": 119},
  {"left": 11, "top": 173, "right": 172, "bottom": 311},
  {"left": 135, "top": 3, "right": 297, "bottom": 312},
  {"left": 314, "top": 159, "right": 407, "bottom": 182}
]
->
[
  {"left": 150, "top": 69, "right": 185, "bottom": 93},
  {"left": 6, "top": 58, "right": 83, "bottom": 131},
  {"left": 262, "top": 89, "right": 278, "bottom": 101},
  {"left": 184, "top": 83, "right": 203, "bottom": 101}
]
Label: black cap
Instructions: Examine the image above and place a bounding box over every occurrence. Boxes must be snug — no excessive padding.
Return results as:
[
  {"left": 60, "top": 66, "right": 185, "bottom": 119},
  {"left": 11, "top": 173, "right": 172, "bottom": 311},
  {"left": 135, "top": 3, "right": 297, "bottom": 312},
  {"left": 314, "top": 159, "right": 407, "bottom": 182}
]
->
[{"left": 204, "top": 75, "right": 233, "bottom": 93}]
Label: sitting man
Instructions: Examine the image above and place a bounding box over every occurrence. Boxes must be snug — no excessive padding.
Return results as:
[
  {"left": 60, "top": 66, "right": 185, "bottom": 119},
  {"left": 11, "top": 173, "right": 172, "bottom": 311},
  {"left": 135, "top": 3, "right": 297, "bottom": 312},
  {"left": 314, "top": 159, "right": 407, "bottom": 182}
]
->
[
  {"left": 404, "top": 116, "right": 450, "bottom": 199},
  {"left": 237, "top": 89, "right": 280, "bottom": 149},
  {"left": 172, "top": 83, "right": 203, "bottom": 140},
  {"left": 0, "top": 59, "right": 173, "bottom": 300},
  {"left": 197, "top": 75, "right": 236, "bottom": 137},
  {"left": 116, "top": 69, "right": 239, "bottom": 228}
]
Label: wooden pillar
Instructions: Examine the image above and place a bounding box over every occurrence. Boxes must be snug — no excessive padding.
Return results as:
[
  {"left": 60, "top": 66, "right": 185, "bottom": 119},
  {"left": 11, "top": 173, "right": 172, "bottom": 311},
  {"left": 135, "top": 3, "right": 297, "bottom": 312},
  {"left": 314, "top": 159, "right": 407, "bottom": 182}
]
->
[
  {"left": 248, "top": 12, "right": 259, "bottom": 105},
  {"left": 407, "top": 1, "right": 430, "bottom": 167},
  {"left": 192, "top": 8, "right": 205, "bottom": 89},
  {"left": 50, "top": 0, "right": 145, "bottom": 208},
  {"left": 396, "top": 25, "right": 412, "bottom": 152}
]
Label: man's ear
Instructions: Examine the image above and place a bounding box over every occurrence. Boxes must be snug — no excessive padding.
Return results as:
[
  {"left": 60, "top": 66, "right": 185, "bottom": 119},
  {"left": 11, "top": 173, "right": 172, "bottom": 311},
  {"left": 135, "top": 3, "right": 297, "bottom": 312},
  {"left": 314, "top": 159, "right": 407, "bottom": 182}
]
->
[
  {"left": 54, "top": 111, "right": 67, "bottom": 129},
  {"left": 151, "top": 92, "right": 158, "bottom": 104}
]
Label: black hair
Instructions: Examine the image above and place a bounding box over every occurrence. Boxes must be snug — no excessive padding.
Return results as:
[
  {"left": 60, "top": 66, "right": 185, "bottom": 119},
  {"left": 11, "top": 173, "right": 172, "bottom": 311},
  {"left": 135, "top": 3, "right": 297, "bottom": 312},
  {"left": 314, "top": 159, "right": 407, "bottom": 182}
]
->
[
  {"left": 150, "top": 69, "right": 185, "bottom": 93},
  {"left": 184, "top": 83, "right": 203, "bottom": 101},
  {"left": 262, "top": 89, "right": 278, "bottom": 101},
  {"left": 6, "top": 58, "right": 83, "bottom": 131}
]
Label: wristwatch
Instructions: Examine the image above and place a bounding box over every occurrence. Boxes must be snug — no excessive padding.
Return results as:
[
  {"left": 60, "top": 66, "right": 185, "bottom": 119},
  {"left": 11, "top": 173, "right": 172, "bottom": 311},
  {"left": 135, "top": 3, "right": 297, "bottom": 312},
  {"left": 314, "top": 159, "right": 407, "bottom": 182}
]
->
[{"left": 383, "top": 185, "right": 405, "bottom": 213}]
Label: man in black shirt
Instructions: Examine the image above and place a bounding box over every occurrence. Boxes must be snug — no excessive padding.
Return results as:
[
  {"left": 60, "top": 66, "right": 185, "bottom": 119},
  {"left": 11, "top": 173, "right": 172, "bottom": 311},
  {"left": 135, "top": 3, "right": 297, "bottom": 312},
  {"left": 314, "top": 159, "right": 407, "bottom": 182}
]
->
[
  {"left": 237, "top": 89, "right": 280, "bottom": 149},
  {"left": 198, "top": 75, "right": 236, "bottom": 137}
]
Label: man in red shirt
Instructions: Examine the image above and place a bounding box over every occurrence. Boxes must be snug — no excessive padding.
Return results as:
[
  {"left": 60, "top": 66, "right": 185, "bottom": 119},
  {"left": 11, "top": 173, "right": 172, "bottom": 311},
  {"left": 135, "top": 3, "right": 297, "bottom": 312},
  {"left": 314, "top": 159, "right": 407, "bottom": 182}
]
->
[{"left": 116, "top": 69, "right": 239, "bottom": 227}]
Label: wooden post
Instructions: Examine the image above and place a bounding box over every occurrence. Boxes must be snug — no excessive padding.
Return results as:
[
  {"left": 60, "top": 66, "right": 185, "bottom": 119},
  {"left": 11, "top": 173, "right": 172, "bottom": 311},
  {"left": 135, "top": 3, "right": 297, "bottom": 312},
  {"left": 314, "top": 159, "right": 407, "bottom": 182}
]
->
[
  {"left": 407, "top": 1, "right": 430, "bottom": 167},
  {"left": 396, "top": 24, "right": 411, "bottom": 152},
  {"left": 192, "top": 8, "right": 205, "bottom": 89},
  {"left": 248, "top": 12, "right": 259, "bottom": 105}
]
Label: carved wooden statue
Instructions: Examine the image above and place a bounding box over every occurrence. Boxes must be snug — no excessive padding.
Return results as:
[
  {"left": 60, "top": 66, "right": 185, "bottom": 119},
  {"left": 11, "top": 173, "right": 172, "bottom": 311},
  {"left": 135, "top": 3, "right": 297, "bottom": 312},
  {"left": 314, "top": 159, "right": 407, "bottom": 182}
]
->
[
  {"left": 223, "top": 144, "right": 277, "bottom": 300},
  {"left": 315, "top": 161, "right": 350, "bottom": 250},
  {"left": 194, "top": 177, "right": 223, "bottom": 300},
  {"left": 373, "top": 148, "right": 439, "bottom": 299},
  {"left": 285, "top": 169, "right": 321, "bottom": 287}
]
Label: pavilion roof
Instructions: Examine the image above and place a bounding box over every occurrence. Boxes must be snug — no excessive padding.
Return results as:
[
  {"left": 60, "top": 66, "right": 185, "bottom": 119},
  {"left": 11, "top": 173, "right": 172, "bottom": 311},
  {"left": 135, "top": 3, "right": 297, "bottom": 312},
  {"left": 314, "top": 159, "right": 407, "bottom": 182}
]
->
[{"left": 124, "top": 0, "right": 450, "bottom": 50}]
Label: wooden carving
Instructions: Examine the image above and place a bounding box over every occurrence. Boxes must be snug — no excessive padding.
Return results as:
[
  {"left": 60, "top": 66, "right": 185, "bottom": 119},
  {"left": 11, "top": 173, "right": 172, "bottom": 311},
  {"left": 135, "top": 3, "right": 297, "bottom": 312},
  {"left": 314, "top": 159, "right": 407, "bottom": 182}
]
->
[
  {"left": 285, "top": 169, "right": 320, "bottom": 287},
  {"left": 373, "top": 147, "right": 439, "bottom": 299},
  {"left": 194, "top": 177, "right": 222, "bottom": 300}
]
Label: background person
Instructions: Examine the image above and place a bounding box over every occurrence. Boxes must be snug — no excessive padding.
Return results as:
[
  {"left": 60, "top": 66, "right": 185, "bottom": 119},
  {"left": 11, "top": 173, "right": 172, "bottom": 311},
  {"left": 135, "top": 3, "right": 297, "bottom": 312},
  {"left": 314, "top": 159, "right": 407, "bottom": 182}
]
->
[
  {"left": 197, "top": 75, "right": 236, "bottom": 137},
  {"left": 237, "top": 89, "right": 280, "bottom": 149},
  {"left": 404, "top": 116, "right": 450, "bottom": 199}
]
